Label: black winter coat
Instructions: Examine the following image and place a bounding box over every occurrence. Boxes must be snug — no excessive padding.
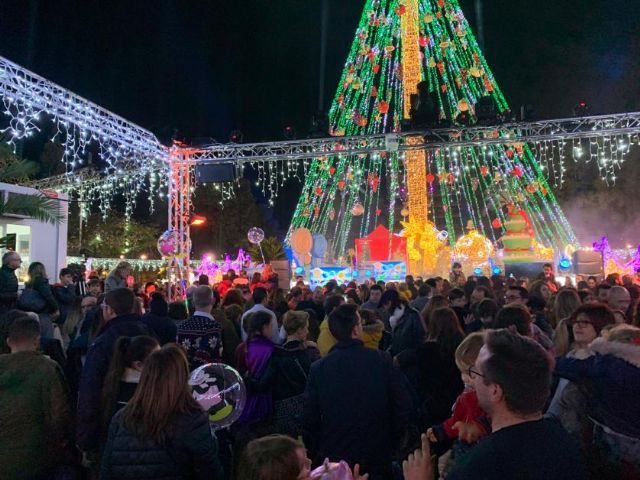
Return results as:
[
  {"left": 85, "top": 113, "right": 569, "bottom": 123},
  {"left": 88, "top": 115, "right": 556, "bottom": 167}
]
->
[
  {"left": 303, "top": 339, "right": 412, "bottom": 470},
  {"left": 0, "top": 265, "right": 18, "bottom": 311},
  {"left": 25, "top": 276, "right": 59, "bottom": 313},
  {"left": 252, "top": 339, "right": 320, "bottom": 400},
  {"left": 141, "top": 312, "right": 178, "bottom": 345},
  {"left": 388, "top": 306, "right": 424, "bottom": 357},
  {"left": 52, "top": 283, "right": 78, "bottom": 325},
  {"left": 101, "top": 408, "right": 224, "bottom": 480},
  {"left": 77, "top": 314, "right": 153, "bottom": 451}
]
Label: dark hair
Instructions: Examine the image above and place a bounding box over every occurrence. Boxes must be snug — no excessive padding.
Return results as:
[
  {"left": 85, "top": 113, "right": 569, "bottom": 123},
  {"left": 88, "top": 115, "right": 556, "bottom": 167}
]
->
[
  {"left": 252, "top": 287, "right": 268, "bottom": 305},
  {"left": 494, "top": 304, "right": 532, "bottom": 336},
  {"left": 475, "top": 298, "right": 499, "bottom": 322},
  {"left": 369, "top": 284, "right": 383, "bottom": 293},
  {"left": 323, "top": 294, "right": 344, "bottom": 317},
  {"left": 198, "top": 274, "right": 209, "bottom": 286},
  {"left": 168, "top": 301, "right": 188, "bottom": 321},
  {"left": 463, "top": 279, "right": 478, "bottom": 301},
  {"left": 476, "top": 276, "right": 492, "bottom": 290},
  {"left": 120, "top": 345, "right": 200, "bottom": 445},
  {"left": 59, "top": 267, "right": 73, "bottom": 279},
  {"left": 222, "top": 288, "right": 245, "bottom": 308},
  {"left": 482, "top": 329, "right": 552, "bottom": 415},
  {"left": 380, "top": 289, "right": 403, "bottom": 310},
  {"left": 543, "top": 263, "right": 553, "bottom": 269},
  {"left": 328, "top": 303, "right": 359, "bottom": 342},
  {"left": 596, "top": 283, "right": 612, "bottom": 293},
  {"left": 506, "top": 285, "right": 529, "bottom": 300},
  {"left": 247, "top": 311, "right": 273, "bottom": 340},
  {"left": 448, "top": 288, "right": 465, "bottom": 301},
  {"left": 427, "top": 307, "right": 464, "bottom": 355},
  {"left": 101, "top": 336, "right": 159, "bottom": 438},
  {"left": 473, "top": 285, "right": 494, "bottom": 300},
  {"left": 418, "top": 283, "right": 431, "bottom": 297},
  {"left": 425, "top": 278, "right": 438, "bottom": 288},
  {"left": 149, "top": 292, "right": 168, "bottom": 317},
  {"left": 452, "top": 262, "right": 462, "bottom": 269},
  {"left": 237, "top": 434, "right": 302, "bottom": 480},
  {"left": 358, "top": 308, "right": 381, "bottom": 326},
  {"left": 105, "top": 288, "right": 136, "bottom": 316},
  {"left": 7, "top": 315, "right": 40, "bottom": 343},
  {"left": 568, "top": 303, "right": 616, "bottom": 335},
  {"left": 577, "top": 281, "right": 589, "bottom": 290}
]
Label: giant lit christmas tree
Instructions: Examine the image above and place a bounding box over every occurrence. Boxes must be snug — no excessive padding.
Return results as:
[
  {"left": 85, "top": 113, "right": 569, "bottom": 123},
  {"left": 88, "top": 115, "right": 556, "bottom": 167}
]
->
[{"left": 288, "top": 0, "right": 577, "bottom": 270}]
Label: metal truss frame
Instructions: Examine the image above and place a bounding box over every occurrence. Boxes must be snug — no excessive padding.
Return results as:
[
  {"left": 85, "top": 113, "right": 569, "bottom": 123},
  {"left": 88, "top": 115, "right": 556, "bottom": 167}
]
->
[{"left": 190, "top": 111, "right": 640, "bottom": 164}]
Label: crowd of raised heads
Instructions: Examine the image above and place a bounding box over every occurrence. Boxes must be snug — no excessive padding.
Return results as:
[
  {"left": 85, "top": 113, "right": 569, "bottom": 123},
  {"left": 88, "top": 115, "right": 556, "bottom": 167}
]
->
[{"left": 0, "top": 253, "right": 639, "bottom": 479}]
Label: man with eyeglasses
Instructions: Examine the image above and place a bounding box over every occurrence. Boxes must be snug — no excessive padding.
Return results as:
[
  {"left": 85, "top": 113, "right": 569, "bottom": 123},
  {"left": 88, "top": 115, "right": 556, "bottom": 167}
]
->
[
  {"left": 0, "top": 251, "right": 21, "bottom": 312},
  {"left": 448, "top": 330, "right": 586, "bottom": 480}
]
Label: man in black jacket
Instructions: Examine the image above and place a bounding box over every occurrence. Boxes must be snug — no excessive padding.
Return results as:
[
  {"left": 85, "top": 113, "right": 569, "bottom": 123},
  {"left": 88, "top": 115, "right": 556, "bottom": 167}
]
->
[
  {"left": 303, "top": 304, "right": 412, "bottom": 480},
  {"left": 77, "top": 288, "right": 152, "bottom": 455}
]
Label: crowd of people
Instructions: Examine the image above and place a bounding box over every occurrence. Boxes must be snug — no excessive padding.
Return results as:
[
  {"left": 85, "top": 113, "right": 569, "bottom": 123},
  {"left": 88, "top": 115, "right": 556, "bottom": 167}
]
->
[{"left": 0, "top": 251, "right": 639, "bottom": 479}]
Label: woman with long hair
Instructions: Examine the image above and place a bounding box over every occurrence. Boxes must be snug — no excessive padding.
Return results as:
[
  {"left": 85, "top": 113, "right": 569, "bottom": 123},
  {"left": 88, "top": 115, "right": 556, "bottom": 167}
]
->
[
  {"left": 221, "top": 288, "right": 245, "bottom": 309},
  {"left": 105, "top": 261, "right": 132, "bottom": 293},
  {"left": 419, "top": 294, "right": 449, "bottom": 334},
  {"left": 100, "top": 344, "right": 223, "bottom": 480},
  {"left": 408, "top": 307, "right": 465, "bottom": 429},
  {"left": 553, "top": 289, "right": 583, "bottom": 355},
  {"left": 23, "top": 262, "right": 59, "bottom": 339},
  {"left": 235, "top": 311, "right": 276, "bottom": 443},
  {"left": 100, "top": 335, "right": 159, "bottom": 444}
]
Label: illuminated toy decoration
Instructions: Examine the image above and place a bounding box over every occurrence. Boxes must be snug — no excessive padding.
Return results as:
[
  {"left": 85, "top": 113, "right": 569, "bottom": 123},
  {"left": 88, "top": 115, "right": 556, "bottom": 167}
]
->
[
  {"left": 400, "top": 218, "right": 446, "bottom": 275},
  {"left": 189, "top": 363, "right": 246, "bottom": 431},
  {"left": 455, "top": 228, "right": 495, "bottom": 276},
  {"left": 310, "top": 459, "right": 354, "bottom": 479}
]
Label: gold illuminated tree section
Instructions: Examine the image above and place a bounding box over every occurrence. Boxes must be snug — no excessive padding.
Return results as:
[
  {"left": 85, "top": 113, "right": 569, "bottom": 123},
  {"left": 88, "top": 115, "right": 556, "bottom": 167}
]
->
[{"left": 401, "top": 0, "right": 428, "bottom": 223}]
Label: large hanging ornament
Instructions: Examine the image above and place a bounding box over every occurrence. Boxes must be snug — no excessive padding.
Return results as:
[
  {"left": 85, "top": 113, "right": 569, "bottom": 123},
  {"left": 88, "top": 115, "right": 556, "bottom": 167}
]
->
[{"left": 189, "top": 363, "right": 246, "bottom": 431}]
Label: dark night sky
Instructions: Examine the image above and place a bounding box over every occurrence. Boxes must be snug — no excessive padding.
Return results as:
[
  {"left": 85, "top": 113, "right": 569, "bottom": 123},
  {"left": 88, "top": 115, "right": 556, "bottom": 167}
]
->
[{"left": 1, "top": 0, "right": 639, "bottom": 235}]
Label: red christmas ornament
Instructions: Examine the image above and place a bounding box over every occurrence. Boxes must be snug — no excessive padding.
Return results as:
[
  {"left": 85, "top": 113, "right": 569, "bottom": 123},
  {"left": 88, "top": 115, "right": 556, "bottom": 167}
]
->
[
  {"left": 426, "top": 173, "right": 435, "bottom": 183},
  {"left": 492, "top": 218, "right": 502, "bottom": 229},
  {"left": 438, "top": 0, "right": 445, "bottom": 7},
  {"left": 337, "top": 181, "right": 346, "bottom": 191},
  {"left": 373, "top": 64, "right": 380, "bottom": 74},
  {"left": 397, "top": 4, "right": 406, "bottom": 15},
  {"left": 314, "top": 206, "right": 320, "bottom": 216},
  {"left": 419, "top": 36, "right": 429, "bottom": 47},
  {"left": 442, "top": 205, "right": 449, "bottom": 212},
  {"left": 447, "top": 173, "right": 456, "bottom": 184},
  {"left": 329, "top": 167, "right": 336, "bottom": 175},
  {"left": 376, "top": 209, "right": 382, "bottom": 216},
  {"left": 315, "top": 187, "right": 323, "bottom": 196},
  {"left": 378, "top": 101, "right": 389, "bottom": 114},
  {"left": 370, "top": 86, "right": 378, "bottom": 98},
  {"left": 440, "top": 84, "right": 448, "bottom": 93},
  {"left": 541, "top": 186, "right": 548, "bottom": 196},
  {"left": 526, "top": 184, "right": 537, "bottom": 193},
  {"left": 480, "top": 166, "right": 489, "bottom": 177},
  {"left": 511, "top": 166, "right": 523, "bottom": 177},
  {"left": 506, "top": 149, "right": 514, "bottom": 159}
]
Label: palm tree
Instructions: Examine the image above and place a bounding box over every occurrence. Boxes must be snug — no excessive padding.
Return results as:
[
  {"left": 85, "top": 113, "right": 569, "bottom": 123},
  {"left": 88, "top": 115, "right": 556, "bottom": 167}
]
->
[
  {"left": 0, "top": 144, "right": 63, "bottom": 225},
  {"left": 247, "top": 236, "right": 286, "bottom": 264}
]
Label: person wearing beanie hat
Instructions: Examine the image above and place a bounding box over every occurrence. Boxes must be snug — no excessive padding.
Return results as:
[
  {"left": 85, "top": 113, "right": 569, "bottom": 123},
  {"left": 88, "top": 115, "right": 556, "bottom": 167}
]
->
[{"left": 141, "top": 293, "right": 176, "bottom": 345}]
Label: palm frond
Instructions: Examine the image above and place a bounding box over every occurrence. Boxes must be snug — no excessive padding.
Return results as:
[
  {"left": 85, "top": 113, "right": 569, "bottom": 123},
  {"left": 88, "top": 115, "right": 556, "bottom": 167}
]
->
[
  {"left": 0, "top": 160, "right": 40, "bottom": 183},
  {"left": 0, "top": 193, "right": 64, "bottom": 225}
]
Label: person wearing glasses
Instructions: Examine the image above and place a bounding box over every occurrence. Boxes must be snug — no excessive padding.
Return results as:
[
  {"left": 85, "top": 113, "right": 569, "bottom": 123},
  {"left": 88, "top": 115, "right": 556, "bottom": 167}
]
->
[{"left": 447, "top": 330, "right": 587, "bottom": 480}]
